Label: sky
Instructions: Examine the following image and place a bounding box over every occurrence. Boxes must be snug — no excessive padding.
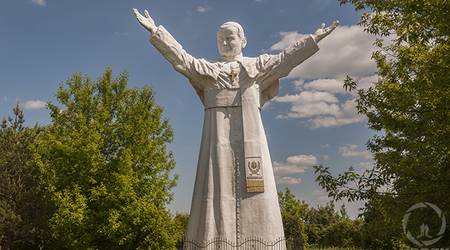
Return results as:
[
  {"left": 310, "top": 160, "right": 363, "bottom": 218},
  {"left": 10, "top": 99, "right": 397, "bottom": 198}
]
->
[{"left": 0, "top": 0, "right": 380, "bottom": 218}]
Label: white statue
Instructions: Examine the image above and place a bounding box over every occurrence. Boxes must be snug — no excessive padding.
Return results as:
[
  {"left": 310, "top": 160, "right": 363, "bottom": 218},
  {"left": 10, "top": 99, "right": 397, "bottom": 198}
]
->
[{"left": 133, "top": 8, "right": 338, "bottom": 248}]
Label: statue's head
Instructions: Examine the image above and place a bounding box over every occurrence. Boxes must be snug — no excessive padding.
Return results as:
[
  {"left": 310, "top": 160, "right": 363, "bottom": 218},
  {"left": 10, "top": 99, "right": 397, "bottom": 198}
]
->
[{"left": 217, "top": 21, "right": 247, "bottom": 59}]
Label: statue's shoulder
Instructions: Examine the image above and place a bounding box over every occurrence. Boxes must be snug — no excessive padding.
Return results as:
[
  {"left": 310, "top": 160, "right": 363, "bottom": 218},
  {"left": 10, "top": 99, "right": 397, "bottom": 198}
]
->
[
  {"left": 242, "top": 54, "right": 275, "bottom": 74},
  {"left": 196, "top": 57, "right": 218, "bottom": 64},
  {"left": 241, "top": 56, "right": 260, "bottom": 69},
  {"left": 241, "top": 56, "right": 267, "bottom": 78},
  {"left": 194, "top": 57, "right": 222, "bottom": 70},
  {"left": 244, "top": 54, "right": 273, "bottom": 64},
  {"left": 242, "top": 56, "right": 258, "bottom": 64},
  {"left": 198, "top": 57, "right": 223, "bottom": 68}
]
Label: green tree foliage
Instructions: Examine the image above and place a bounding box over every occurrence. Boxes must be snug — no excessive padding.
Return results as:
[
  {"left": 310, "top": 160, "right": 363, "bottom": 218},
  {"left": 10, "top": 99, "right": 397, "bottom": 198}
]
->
[
  {"left": 279, "top": 188, "right": 308, "bottom": 248},
  {"left": 34, "top": 69, "right": 178, "bottom": 249},
  {"left": 278, "top": 189, "right": 363, "bottom": 249},
  {"left": 173, "top": 213, "right": 189, "bottom": 248},
  {"left": 305, "top": 202, "right": 363, "bottom": 248},
  {"left": 320, "top": 218, "right": 363, "bottom": 248},
  {"left": 315, "top": 0, "right": 450, "bottom": 248},
  {"left": 0, "top": 105, "right": 52, "bottom": 249}
]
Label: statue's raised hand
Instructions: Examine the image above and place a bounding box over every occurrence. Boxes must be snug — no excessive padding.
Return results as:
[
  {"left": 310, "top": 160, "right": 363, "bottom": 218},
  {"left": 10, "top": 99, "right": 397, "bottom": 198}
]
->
[
  {"left": 313, "top": 20, "right": 339, "bottom": 43},
  {"left": 133, "top": 8, "right": 157, "bottom": 33}
]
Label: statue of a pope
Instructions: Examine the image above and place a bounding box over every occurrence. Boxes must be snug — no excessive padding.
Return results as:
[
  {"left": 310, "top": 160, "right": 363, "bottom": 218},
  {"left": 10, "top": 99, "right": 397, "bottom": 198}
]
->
[{"left": 133, "top": 8, "right": 338, "bottom": 247}]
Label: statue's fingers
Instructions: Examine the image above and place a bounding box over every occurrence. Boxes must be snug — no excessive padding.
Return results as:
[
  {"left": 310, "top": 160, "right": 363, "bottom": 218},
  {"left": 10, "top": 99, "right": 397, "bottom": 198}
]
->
[
  {"left": 133, "top": 8, "right": 142, "bottom": 16},
  {"left": 144, "top": 9, "right": 151, "bottom": 18},
  {"left": 136, "top": 14, "right": 144, "bottom": 22},
  {"left": 132, "top": 8, "right": 138, "bottom": 17},
  {"left": 332, "top": 20, "right": 339, "bottom": 28},
  {"left": 133, "top": 9, "right": 144, "bottom": 19}
]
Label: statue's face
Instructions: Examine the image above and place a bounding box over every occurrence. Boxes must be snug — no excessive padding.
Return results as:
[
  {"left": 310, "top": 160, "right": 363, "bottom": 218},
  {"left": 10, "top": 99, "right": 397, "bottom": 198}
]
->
[{"left": 217, "top": 26, "right": 245, "bottom": 58}]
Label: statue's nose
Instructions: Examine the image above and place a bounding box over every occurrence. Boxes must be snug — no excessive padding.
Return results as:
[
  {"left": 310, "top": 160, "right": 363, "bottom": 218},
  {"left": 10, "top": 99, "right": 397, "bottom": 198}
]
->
[{"left": 223, "top": 40, "right": 227, "bottom": 46}]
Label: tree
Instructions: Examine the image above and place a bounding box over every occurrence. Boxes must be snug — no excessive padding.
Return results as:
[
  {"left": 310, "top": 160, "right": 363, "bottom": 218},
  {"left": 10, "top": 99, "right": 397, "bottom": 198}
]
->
[
  {"left": 0, "top": 105, "right": 52, "bottom": 249},
  {"left": 173, "top": 212, "right": 189, "bottom": 248},
  {"left": 321, "top": 217, "right": 363, "bottom": 248},
  {"left": 34, "top": 69, "right": 178, "bottom": 249},
  {"left": 315, "top": 0, "right": 450, "bottom": 248},
  {"left": 278, "top": 188, "right": 308, "bottom": 248},
  {"left": 278, "top": 189, "right": 363, "bottom": 249}
]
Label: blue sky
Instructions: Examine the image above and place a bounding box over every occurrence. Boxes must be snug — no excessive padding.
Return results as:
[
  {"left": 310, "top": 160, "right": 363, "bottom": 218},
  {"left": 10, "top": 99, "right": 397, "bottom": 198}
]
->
[{"left": 0, "top": 0, "right": 379, "bottom": 217}]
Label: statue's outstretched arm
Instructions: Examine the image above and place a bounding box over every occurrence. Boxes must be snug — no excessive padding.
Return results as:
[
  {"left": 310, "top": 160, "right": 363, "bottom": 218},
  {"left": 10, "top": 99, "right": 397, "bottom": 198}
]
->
[
  {"left": 259, "top": 21, "right": 339, "bottom": 83},
  {"left": 133, "top": 8, "right": 212, "bottom": 83}
]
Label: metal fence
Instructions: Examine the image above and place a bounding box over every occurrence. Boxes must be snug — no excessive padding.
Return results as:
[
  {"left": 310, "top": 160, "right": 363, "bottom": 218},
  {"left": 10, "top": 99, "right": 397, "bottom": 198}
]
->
[{"left": 177, "top": 236, "right": 304, "bottom": 250}]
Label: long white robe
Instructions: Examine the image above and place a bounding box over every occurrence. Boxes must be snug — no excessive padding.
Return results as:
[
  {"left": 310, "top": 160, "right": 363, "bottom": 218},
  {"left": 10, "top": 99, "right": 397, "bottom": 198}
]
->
[{"left": 150, "top": 26, "right": 319, "bottom": 247}]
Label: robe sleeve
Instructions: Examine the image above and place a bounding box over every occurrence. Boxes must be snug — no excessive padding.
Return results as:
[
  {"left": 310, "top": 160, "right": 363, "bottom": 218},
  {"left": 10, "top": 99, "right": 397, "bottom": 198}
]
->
[
  {"left": 257, "top": 35, "right": 320, "bottom": 103},
  {"left": 150, "top": 25, "right": 219, "bottom": 91}
]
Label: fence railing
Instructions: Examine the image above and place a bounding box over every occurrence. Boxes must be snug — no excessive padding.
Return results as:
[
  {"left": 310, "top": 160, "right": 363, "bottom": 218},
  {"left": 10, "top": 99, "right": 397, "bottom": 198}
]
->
[{"left": 177, "top": 236, "right": 304, "bottom": 250}]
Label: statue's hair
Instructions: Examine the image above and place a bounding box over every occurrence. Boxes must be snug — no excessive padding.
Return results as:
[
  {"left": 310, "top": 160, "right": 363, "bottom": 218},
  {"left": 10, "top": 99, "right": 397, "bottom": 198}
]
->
[{"left": 219, "top": 21, "right": 245, "bottom": 38}]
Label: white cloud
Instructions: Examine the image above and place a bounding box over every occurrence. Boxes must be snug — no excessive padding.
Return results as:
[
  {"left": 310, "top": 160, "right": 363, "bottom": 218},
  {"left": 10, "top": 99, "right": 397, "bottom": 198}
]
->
[
  {"left": 196, "top": 6, "right": 209, "bottom": 13},
  {"left": 277, "top": 176, "right": 302, "bottom": 185},
  {"left": 274, "top": 91, "right": 338, "bottom": 106},
  {"left": 286, "top": 154, "right": 317, "bottom": 165},
  {"left": 271, "top": 25, "right": 379, "bottom": 80},
  {"left": 273, "top": 163, "right": 305, "bottom": 174},
  {"left": 23, "top": 100, "right": 46, "bottom": 110},
  {"left": 302, "top": 78, "right": 347, "bottom": 94},
  {"left": 276, "top": 102, "right": 339, "bottom": 119},
  {"left": 339, "top": 144, "right": 372, "bottom": 160},
  {"left": 269, "top": 25, "right": 385, "bottom": 128},
  {"left": 291, "top": 102, "right": 340, "bottom": 119},
  {"left": 271, "top": 25, "right": 378, "bottom": 128},
  {"left": 308, "top": 99, "right": 365, "bottom": 128},
  {"left": 32, "top": 0, "right": 46, "bottom": 6},
  {"left": 268, "top": 26, "right": 381, "bottom": 128},
  {"left": 300, "top": 75, "right": 378, "bottom": 97},
  {"left": 356, "top": 74, "right": 378, "bottom": 91},
  {"left": 274, "top": 90, "right": 365, "bottom": 128},
  {"left": 292, "top": 79, "right": 304, "bottom": 88},
  {"left": 273, "top": 154, "right": 318, "bottom": 174}
]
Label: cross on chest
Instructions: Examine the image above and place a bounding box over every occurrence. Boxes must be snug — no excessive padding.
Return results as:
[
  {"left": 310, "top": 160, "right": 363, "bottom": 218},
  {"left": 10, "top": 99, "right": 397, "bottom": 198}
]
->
[{"left": 225, "top": 62, "right": 241, "bottom": 85}]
